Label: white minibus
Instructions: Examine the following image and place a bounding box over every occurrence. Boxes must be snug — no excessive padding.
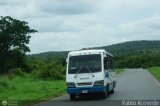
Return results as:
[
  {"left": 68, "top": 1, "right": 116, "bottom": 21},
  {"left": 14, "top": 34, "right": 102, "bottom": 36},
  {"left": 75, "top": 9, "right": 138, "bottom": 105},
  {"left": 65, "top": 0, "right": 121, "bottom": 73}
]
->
[{"left": 66, "top": 49, "right": 116, "bottom": 100}]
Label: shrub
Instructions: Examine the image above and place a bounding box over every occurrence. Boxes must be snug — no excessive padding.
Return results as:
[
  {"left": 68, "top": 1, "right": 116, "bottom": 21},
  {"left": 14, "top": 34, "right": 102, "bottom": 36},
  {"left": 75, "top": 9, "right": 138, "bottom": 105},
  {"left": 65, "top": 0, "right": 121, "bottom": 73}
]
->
[
  {"left": 50, "top": 69, "right": 64, "bottom": 80},
  {"left": 0, "top": 79, "right": 15, "bottom": 89},
  {"left": 10, "top": 68, "right": 25, "bottom": 76},
  {"left": 0, "top": 79, "right": 9, "bottom": 88},
  {"left": 32, "top": 69, "right": 64, "bottom": 80}
]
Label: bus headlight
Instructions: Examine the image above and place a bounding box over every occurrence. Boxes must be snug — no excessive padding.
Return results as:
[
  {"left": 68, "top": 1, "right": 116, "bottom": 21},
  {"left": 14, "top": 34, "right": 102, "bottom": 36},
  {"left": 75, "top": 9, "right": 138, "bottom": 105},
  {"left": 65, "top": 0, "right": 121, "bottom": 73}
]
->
[
  {"left": 66, "top": 82, "right": 76, "bottom": 87},
  {"left": 94, "top": 80, "right": 104, "bottom": 86}
]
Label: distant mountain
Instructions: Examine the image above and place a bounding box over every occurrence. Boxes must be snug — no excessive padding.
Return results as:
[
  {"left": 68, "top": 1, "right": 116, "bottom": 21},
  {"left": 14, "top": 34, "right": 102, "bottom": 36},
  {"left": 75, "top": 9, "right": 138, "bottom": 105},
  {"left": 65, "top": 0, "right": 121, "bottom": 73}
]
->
[
  {"left": 28, "top": 40, "right": 160, "bottom": 68},
  {"left": 28, "top": 51, "right": 69, "bottom": 60},
  {"left": 29, "top": 40, "right": 160, "bottom": 57},
  {"left": 97, "top": 40, "right": 160, "bottom": 55}
]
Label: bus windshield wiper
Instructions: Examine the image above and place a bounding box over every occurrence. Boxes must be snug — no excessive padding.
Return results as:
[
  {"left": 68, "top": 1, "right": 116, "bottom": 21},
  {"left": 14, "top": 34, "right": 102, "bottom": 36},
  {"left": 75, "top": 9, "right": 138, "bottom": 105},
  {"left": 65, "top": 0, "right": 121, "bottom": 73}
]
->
[
  {"left": 86, "top": 66, "right": 95, "bottom": 77},
  {"left": 74, "top": 66, "right": 95, "bottom": 78},
  {"left": 74, "top": 66, "right": 83, "bottom": 78}
]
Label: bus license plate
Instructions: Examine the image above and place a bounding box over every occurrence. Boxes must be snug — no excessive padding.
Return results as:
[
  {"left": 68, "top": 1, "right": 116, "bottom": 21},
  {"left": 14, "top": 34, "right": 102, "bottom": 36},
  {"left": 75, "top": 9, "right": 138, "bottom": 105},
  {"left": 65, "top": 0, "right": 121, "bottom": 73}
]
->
[{"left": 82, "top": 90, "right": 88, "bottom": 93}]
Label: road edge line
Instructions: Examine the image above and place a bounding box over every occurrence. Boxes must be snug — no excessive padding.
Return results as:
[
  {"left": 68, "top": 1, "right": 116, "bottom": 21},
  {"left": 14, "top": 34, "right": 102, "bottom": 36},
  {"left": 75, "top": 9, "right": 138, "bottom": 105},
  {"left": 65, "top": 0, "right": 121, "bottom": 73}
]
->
[
  {"left": 148, "top": 70, "right": 160, "bottom": 87},
  {"left": 32, "top": 94, "right": 67, "bottom": 106},
  {"left": 152, "top": 77, "right": 160, "bottom": 87}
]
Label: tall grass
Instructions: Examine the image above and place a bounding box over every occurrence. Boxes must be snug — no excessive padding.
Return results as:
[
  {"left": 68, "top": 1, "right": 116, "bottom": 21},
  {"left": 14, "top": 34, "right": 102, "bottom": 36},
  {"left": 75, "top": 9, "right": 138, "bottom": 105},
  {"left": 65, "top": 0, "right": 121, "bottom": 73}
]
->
[
  {"left": 0, "top": 74, "right": 65, "bottom": 101},
  {"left": 148, "top": 67, "right": 160, "bottom": 80},
  {"left": 115, "top": 69, "right": 124, "bottom": 75}
]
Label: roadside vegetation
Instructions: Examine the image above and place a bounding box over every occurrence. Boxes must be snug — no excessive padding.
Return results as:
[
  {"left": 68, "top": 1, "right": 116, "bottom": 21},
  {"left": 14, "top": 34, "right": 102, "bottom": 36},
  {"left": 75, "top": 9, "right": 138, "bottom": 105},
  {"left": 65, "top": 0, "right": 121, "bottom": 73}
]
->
[
  {"left": 0, "top": 74, "right": 65, "bottom": 105},
  {"left": 0, "top": 75, "right": 65, "bottom": 100},
  {"left": 116, "top": 69, "right": 124, "bottom": 75},
  {"left": 148, "top": 67, "right": 160, "bottom": 81}
]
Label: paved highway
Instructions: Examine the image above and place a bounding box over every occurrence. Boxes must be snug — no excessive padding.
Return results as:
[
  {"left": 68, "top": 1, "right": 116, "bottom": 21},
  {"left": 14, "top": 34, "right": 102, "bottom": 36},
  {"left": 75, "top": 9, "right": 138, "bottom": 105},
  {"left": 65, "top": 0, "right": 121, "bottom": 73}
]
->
[{"left": 34, "top": 69, "right": 160, "bottom": 106}]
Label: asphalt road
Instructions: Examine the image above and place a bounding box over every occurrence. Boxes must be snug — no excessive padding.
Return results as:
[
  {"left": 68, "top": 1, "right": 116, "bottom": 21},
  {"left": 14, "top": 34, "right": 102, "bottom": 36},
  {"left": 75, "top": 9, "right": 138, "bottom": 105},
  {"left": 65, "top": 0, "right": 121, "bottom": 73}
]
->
[{"left": 34, "top": 69, "right": 160, "bottom": 106}]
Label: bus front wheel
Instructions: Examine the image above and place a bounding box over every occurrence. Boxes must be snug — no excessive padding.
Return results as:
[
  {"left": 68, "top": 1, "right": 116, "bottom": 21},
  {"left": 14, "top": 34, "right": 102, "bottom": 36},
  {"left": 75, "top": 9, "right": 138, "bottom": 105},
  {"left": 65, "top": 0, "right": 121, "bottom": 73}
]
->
[
  {"left": 101, "top": 91, "right": 107, "bottom": 99},
  {"left": 110, "top": 88, "right": 114, "bottom": 94},
  {"left": 70, "top": 94, "right": 76, "bottom": 101}
]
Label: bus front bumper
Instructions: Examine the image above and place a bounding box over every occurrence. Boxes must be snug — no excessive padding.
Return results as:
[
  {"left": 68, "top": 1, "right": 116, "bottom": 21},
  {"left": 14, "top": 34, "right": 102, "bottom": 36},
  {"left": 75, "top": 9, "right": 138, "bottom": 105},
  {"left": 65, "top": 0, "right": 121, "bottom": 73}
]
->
[{"left": 67, "top": 86, "right": 106, "bottom": 94}]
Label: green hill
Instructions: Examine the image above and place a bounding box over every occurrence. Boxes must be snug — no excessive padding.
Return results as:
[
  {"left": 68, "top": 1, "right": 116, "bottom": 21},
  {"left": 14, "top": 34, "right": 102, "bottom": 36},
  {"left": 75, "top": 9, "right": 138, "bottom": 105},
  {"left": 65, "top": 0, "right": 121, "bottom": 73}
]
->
[
  {"left": 99, "top": 40, "right": 160, "bottom": 55},
  {"left": 28, "top": 40, "right": 160, "bottom": 68}
]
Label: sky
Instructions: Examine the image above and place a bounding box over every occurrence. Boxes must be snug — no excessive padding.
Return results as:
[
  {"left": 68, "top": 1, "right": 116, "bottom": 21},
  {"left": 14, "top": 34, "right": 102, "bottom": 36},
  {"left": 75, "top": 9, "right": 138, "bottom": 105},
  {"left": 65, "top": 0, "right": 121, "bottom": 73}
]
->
[{"left": 0, "top": 0, "right": 160, "bottom": 54}]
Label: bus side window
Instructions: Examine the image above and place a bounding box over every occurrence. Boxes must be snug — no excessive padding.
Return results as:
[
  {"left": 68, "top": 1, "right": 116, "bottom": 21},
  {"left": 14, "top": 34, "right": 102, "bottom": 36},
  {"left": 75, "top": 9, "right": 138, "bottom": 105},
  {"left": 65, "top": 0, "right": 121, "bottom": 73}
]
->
[
  {"left": 108, "top": 56, "right": 111, "bottom": 70},
  {"left": 112, "top": 58, "right": 115, "bottom": 71},
  {"left": 110, "top": 57, "right": 114, "bottom": 71},
  {"left": 108, "top": 56, "right": 113, "bottom": 71},
  {"left": 111, "top": 57, "right": 113, "bottom": 71},
  {"left": 104, "top": 57, "right": 108, "bottom": 70}
]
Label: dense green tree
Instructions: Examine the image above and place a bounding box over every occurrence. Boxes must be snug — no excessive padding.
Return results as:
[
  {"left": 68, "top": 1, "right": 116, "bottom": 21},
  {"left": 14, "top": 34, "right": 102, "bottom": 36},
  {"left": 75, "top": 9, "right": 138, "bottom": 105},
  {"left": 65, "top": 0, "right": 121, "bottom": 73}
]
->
[{"left": 0, "top": 16, "right": 37, "bottom": 73}]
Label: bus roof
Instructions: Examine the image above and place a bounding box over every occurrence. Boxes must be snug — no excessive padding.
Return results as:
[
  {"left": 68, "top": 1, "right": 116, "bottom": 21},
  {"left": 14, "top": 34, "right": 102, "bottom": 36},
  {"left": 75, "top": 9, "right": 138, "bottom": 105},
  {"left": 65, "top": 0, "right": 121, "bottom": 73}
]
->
[{"left": 68, "top": 49, "right": 113, "bottom": 57}]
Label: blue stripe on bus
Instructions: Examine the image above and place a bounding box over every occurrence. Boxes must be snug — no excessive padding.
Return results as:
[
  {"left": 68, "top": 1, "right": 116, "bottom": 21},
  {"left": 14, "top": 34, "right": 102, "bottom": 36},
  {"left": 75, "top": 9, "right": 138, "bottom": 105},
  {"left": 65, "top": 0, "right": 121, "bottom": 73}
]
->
[{"left": 67, "top": 86, "right": 107, "bottom": 94}]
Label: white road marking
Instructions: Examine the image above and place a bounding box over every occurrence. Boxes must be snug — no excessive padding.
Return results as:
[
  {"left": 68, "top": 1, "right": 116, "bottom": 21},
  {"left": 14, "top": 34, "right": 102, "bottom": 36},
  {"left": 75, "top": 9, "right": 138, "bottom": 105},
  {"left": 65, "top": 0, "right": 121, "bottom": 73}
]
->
[
  {"left": 148, "top": 70, "right": 160, "bottom": 87},
  {"left": 152, "top": 77, "right": 160, "bottom": 87}
]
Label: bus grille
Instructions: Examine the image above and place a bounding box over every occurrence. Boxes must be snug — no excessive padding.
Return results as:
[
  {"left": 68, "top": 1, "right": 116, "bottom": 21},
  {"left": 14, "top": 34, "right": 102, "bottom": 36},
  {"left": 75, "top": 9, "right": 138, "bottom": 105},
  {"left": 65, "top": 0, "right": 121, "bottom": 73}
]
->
[{"left": 77, "top": 82, "right": 92, "bottom": 86}]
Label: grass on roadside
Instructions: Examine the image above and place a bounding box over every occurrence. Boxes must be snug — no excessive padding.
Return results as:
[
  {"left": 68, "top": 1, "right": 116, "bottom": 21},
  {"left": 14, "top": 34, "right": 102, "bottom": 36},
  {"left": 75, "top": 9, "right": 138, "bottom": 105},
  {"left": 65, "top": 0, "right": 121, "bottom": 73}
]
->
[
  {"left": 0, "top": 74, "right": 65, "bottom": 105},
  {"left": 115, "top": 69, "right": 124, "bottom": 75},
  {"left": 148, "top": 67, "right": 160, "bottom": 81}
]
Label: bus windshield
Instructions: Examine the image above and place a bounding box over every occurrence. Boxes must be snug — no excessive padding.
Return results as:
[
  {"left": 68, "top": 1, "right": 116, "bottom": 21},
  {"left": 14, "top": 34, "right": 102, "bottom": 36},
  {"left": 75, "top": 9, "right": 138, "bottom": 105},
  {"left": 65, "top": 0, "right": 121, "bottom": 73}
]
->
[{"left": 68, "top": 54, "right": 101, "bottom": 74}]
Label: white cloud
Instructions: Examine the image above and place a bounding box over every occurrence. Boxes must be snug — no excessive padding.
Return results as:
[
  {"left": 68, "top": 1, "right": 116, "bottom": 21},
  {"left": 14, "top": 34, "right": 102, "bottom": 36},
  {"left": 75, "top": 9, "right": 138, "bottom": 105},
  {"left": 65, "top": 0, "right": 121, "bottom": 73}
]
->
[
  {"left": 37, "top": 0, "right": 95, "bottom": 15},
  {"left": 118, "top": 15, "right": 160, "bottom": 35},
  {"left": 0, "top": 0, "right": 160, "bottom": 54}
]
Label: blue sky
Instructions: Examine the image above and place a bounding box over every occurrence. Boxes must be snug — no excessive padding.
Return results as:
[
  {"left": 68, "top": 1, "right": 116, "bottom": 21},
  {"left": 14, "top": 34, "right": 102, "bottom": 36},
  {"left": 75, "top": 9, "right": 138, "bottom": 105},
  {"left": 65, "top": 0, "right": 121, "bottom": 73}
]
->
[{"left": 0, "top": 0, "right": 160, "bottom": 54}]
